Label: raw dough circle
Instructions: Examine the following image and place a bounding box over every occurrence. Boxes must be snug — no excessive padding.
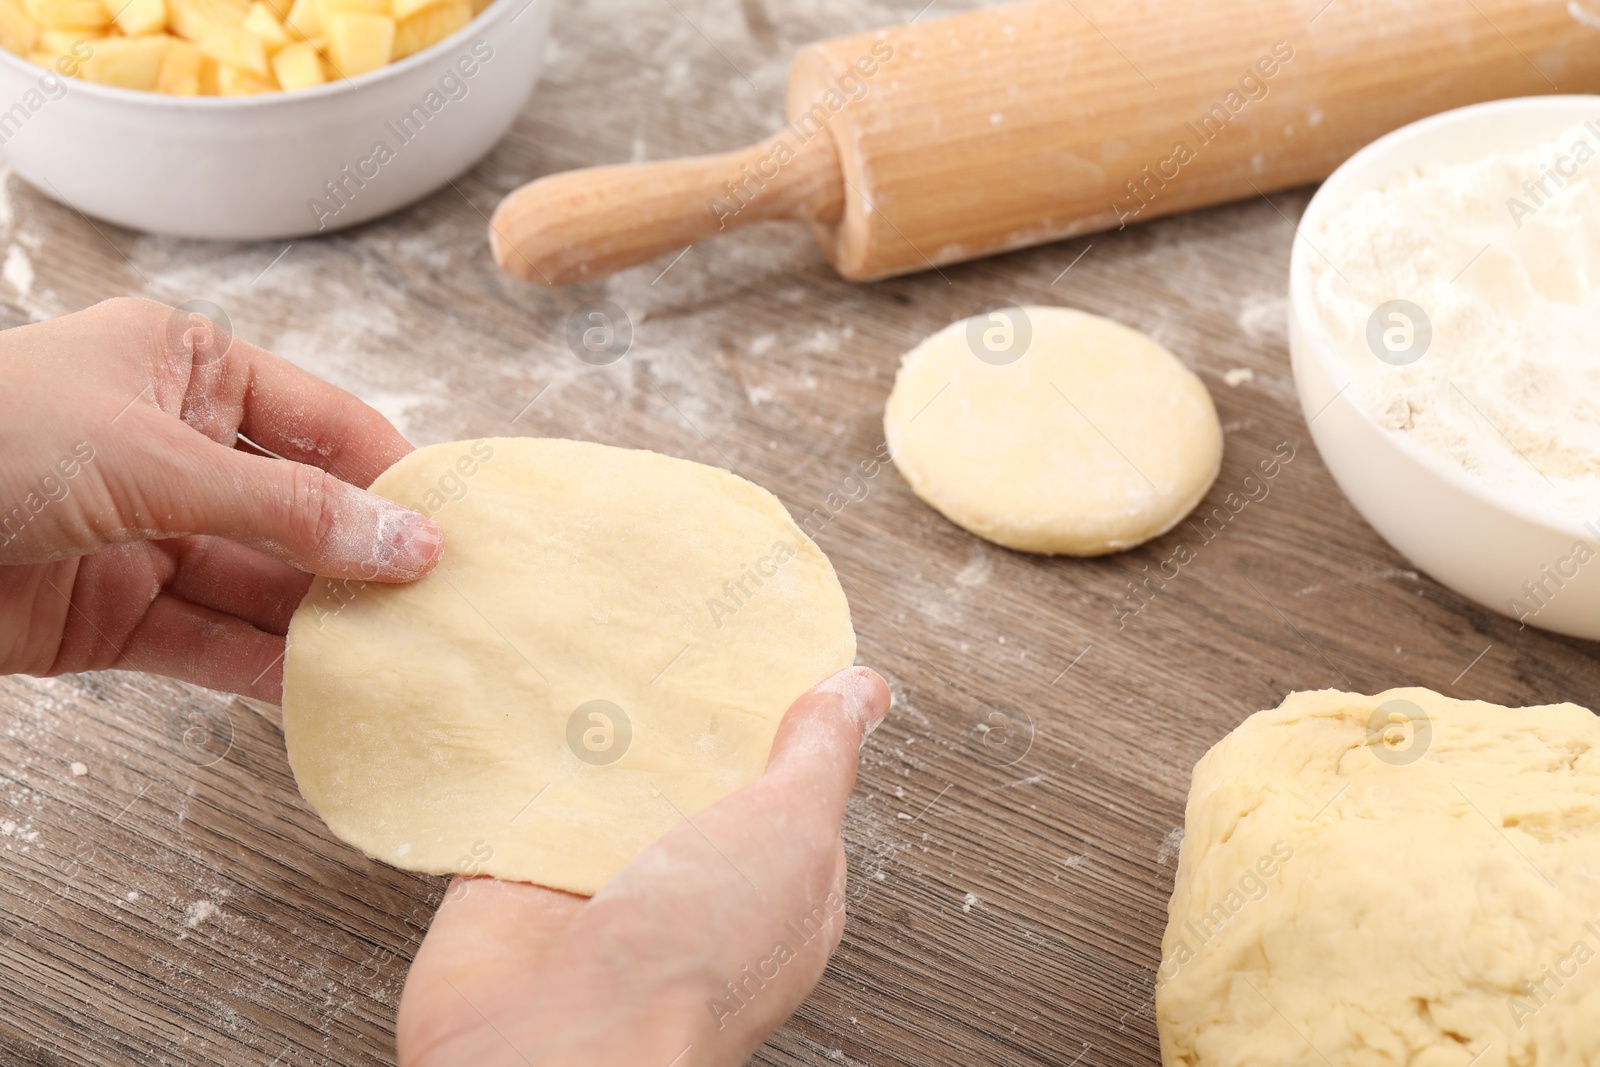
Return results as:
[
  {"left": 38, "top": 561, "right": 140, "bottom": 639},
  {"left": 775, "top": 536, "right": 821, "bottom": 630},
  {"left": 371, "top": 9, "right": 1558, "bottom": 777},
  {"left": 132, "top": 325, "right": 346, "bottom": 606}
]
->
[
  {"left": 883, "top": 306, "right": 1223, "bottom": 555},
  {"left": 1160, "top": 687, "right": 1600, "bottom": 1061},
  {"left": 282, "top": 438, "right": 856, "bottom": 896}
]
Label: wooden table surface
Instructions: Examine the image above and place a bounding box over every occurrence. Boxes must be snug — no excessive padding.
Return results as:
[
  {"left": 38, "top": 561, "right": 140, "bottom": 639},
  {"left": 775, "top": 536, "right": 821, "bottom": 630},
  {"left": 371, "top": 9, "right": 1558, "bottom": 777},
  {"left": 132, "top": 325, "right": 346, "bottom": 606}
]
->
[{"left": 3, "top": 1, "right": 1598, "bottom": 1064}]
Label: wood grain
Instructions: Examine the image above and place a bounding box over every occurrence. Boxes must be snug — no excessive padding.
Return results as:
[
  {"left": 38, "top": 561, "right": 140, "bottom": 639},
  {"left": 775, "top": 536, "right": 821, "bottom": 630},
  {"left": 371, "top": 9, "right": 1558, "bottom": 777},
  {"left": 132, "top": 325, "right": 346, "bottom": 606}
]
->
[
  {"left": 493, "top": 0, "right": 1600, "bottom": 284},
  {"left": 797, "top": 0, "right": 1600, "bottom": 280},
  {"left": 3, "top": 0, "right": 1599, "bottom": 1064},
  {"left": 491, "top": 128, "right": 843, "bottom": 283}
]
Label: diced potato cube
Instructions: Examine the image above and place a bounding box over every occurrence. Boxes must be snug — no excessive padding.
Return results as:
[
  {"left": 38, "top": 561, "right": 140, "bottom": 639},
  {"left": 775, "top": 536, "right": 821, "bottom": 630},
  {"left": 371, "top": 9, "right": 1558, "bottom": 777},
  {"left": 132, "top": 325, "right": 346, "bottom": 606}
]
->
[
  {"left": 78, "top": 32, "right": 166, "bottom": 87},
  {"left": 390, "top": 0, "right": 461, "bottom": 58},
  {"left": 240, "top": 0, "right": 288, "bottom": 48},
  {"left": 389, "top": 0, "right": 440, "bottom": 21},
  {"left": 322, "top": 9, "right": 385, "bottom": 75},
  {"left": 255, "top": 0, "right": 287, "bottom": 16},
  {"left": 196, "top": 50, "right": 219, "bottom": 89},
  {"left": 268, "top": 35, "right": 318, "bottom": 87},
  {"left": 35, "top": 35, "right": 90, "bottom": 70},
  {"left": 216, "top": 56, "right": 272, "bottom": 91},
  {"left": 106, "top": 0, "right": 164, "bottom": 35},
  {"left": 33, "top": 29, "right": 92, "bottom": 70},
  {"left": 39, "top": 27, "right": 98, "bottom": 50},
  {"left": 317, "top": 0, "right": 382, "bottom": 16},
  {"left": 0, "top": 0, "right": 39, "bottom": 54},
  {"left": 166, "top": 0, "right": 243, "bottom": 40},
  {"left": 28, "top": 0, "right": 108, "bottom": 30},
  {"left": 157, "top": 33, "right": 199, "bottom": 90},
  {"left": 280, "top": 0, "right": 315, "bottom": 35},
  {"left": 197, "top": 24, "right": 264, "bottom": 73}
]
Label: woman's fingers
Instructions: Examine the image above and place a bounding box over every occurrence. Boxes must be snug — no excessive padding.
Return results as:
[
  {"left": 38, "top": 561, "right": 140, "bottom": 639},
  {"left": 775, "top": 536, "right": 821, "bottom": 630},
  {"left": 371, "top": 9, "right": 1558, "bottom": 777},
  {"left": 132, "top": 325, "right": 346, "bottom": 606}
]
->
[
  {"left": 122, "top": 301, "right": 438, "bottom": 581},
  {"left": 24, "top": 538, "right": 307, "bottom": 697},
  {"left": 111, "top": 411, "right": 442, "bottom": 582},
  {"left": 0, "top": 300, "right": 432, "bottom": 583},
  {"left": 764, "top": 666, "right": 891, "bottom": 806},
  {"left": 114, "top": 592, "right": 286, "bottom": 700},
  {"left": 45, "top": 557, "right": 287, "bottom": 700},
  {"left": 203, "top": 333, "right": 416, "bottom": 490},
  {"left": 158, "top": 535, "right": 313, "bottom": 636},
  {"left": 123, "top": 297, "right": 412, "bottom": 489}
]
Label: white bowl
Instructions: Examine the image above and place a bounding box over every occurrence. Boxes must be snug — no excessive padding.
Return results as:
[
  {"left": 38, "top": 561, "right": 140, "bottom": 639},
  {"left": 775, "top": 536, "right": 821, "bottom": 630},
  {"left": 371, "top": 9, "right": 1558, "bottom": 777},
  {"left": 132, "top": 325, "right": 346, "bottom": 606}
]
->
[
  {"left": 0, "top": 0, "right": 550, "bottom": 239},
  {"left": 1290, "top": 95, "right": 1600, "bottom": 641}
]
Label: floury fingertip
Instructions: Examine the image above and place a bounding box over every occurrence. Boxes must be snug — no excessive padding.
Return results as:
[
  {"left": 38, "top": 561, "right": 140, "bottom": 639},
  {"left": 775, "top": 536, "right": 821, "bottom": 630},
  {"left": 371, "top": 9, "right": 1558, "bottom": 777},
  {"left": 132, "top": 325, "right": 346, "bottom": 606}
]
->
[
  {"left": 373, "top": 504, "right": 444, "bottom": 580},
  {"left": 811, "top": 666, "right": 890, "bottom": 738}
]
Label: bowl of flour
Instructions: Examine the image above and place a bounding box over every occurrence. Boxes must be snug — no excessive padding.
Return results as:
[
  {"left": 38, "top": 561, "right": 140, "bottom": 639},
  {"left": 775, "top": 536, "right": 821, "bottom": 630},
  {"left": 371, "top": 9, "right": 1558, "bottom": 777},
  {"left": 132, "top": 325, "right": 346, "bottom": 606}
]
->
[{"left": 1291, "top": 95, "right": 1600, "bottom": 640}]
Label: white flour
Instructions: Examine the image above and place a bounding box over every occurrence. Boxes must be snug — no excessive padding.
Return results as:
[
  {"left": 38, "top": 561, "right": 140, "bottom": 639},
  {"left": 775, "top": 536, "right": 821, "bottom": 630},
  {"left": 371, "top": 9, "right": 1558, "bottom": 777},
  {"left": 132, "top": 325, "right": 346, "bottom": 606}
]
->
[{"left": 1311, "top": 121, "right": 1600, "bottom": 520}]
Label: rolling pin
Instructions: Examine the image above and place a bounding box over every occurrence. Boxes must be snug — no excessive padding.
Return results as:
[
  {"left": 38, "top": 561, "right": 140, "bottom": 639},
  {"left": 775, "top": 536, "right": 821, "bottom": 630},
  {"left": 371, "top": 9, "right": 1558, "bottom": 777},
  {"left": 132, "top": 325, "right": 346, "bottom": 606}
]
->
[{"left": 490, "top": 0, "right": 1600, "bottom": 285}]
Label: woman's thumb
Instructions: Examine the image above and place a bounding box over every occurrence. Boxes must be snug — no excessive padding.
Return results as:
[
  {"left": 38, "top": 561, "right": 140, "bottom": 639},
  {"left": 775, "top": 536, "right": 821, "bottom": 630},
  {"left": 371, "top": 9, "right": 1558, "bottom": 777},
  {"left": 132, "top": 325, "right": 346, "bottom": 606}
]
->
[
  {"left": 137, "top": 431, "right": 442, "bottom": 581},
  {"left": 763, "top": 666, "right": 891, "bottom": 809}
]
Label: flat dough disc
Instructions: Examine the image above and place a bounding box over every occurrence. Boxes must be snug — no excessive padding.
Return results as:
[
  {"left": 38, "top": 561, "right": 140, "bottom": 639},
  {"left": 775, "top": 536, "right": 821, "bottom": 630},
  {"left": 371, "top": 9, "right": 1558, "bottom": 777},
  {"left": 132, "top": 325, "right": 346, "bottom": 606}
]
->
[
  {"left": 282, "top": 438, "right": 856, "bottom": 896},
  {"left": 883, "top": 306, "right": 1223, "bottom": 555}
]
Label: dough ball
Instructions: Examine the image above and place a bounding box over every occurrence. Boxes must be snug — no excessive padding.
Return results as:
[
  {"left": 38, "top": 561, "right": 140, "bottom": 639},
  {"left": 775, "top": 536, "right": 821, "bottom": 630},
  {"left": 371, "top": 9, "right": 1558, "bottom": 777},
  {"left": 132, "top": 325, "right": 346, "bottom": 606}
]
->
[
  {"left": 1159, "top": 687, "right": 1600, "bottom": 1065},
  {"left": 882, "top": 306, "right": 1222, "bottom": 555},
  {"left": 282, "top": 438, "right": 856, "bottom": 896}
]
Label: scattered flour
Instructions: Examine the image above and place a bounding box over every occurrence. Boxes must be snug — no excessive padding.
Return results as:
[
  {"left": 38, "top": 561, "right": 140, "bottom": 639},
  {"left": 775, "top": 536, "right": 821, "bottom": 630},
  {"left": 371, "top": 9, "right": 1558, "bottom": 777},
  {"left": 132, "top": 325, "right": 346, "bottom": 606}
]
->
[
  {"left": 4, "top": 244, "right": 32, "bottom": 296},
  {"left": 953, "top": 553, "right": 993, "bottom": 587},
  {"left": 184, "top": 900, "right": 221, "bottom": 928},
  {"left": 0, "top": 818, "right": 35, "bottom": 842},
  {"left": 1157, "top": 827, "right": 1185, "bottom": 866},
  {"left": 0, "top": 169, "right": 56, "bottom": 320},
  {"left": 1236, "top": 293, "right": 1287, "bottom": 339},
  {"left": 69, "top": 761, "right": 86, "bottom": 777},
  {"left": 1222, "top": 367, "right": 1254, "bottom": 387}
]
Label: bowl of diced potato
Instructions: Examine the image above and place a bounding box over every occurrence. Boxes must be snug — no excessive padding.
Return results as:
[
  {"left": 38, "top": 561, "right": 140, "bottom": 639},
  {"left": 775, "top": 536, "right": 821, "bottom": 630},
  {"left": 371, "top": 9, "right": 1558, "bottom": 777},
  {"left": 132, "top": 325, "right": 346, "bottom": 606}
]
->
[{"left": 0, "top": 0, "right": 551, "bottom": 237}]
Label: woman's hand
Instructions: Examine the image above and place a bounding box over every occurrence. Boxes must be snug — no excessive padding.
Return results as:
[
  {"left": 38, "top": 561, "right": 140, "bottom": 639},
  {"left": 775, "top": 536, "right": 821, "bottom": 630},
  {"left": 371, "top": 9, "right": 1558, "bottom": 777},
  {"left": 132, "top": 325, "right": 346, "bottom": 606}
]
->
[
  {"left": 3, "top": 298, "right": 890, "bottom": 1065},
  {"left": 0, "top": 298, "right": 442, "bottom": 701},
  {"left": 397, "top": 667, "right": 892, "bottom": 1067}
]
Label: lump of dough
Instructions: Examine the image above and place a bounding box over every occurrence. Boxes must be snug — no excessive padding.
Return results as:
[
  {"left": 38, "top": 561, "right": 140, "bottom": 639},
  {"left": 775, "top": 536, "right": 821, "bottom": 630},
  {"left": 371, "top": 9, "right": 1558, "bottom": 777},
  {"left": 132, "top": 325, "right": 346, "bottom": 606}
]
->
[
  {"left": 282, "top": 438, "right": 856, "bottom": 896},
  {"left": 882, "top": 306, "right": 1222, "bottom": 555},
  {"left": 1159, "top": 687, "right": 1600, "bottom": 1066}
]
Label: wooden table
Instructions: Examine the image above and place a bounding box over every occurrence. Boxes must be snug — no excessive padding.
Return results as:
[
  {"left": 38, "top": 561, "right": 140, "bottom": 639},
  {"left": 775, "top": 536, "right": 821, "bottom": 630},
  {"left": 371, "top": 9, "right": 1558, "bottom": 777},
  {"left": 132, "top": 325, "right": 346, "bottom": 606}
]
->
[{"left": 3, "top": 1, "right": 1597, "bottom": 1064}]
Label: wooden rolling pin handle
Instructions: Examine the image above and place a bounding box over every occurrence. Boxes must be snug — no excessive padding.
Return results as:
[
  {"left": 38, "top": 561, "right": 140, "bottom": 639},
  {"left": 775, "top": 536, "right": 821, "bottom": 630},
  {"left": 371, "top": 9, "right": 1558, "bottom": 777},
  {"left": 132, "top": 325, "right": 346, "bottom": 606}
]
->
[{"left": 490, "top": 131, "right": 844, "bottom": 285}]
